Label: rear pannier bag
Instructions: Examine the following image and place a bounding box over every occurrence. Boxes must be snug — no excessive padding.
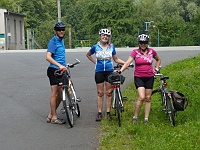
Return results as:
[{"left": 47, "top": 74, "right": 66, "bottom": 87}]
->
[{"left": 171, "top": 90, "right": 188, "bottom": 111}]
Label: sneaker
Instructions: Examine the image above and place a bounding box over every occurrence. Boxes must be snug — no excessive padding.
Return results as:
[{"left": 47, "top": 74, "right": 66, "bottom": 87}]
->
[
  {"left": 95, "top": 113, "right": 102, "bottom": 122},
  {"left": 132, "top": 118, "right": 138, "bottom": 124},
  {"left": 144, "top": 119, "right": 149, "bottom": 125},
  {"left": 107, "top": 113, "right": 112, "bottom": 121},
  {"left": 60, "top": 108, "right": 65, "bottom": 114}
]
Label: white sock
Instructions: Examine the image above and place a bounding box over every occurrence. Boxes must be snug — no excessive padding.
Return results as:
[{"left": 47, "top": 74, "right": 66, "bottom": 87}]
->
[
  {"left": 145, "top": 118, "right": 148, "bottom": 121},
  {"left": 133, "top": 116, "right": 137, "bottom": 119}
]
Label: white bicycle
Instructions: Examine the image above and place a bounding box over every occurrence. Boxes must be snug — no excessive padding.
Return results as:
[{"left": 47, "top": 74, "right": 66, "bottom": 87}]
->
[{"left": 54, "top": 59, "right": 81, "bottom": 127}]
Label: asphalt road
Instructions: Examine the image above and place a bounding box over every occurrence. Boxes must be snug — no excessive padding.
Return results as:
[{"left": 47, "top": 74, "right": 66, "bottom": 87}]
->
[{"left": 0, "top": 47, "right": 199, "bottom": 150}]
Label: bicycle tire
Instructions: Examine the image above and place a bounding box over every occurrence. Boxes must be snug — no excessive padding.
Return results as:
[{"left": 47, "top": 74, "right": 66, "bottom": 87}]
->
[
  {"left": 69, "top": 83, "right": 80, "bottom": 117},
  {"left": 166, "top": 95, "right": 176, "bottom": 126},
  {"left": 115, "top": 90, "right": 122, "bottom": 127},
  {"left": 63, "top": 87, "right": 74, "bottom": 127}
]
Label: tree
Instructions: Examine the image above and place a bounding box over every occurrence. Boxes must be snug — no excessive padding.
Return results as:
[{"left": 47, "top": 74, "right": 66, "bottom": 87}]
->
[{"left": 1, "top": 0, "right": 200, "bottom": 48}]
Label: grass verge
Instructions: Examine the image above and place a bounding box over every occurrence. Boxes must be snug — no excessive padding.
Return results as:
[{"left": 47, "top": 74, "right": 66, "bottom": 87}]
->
[{"left": 98, "top": 54, "right": 200, "bottom": 150}]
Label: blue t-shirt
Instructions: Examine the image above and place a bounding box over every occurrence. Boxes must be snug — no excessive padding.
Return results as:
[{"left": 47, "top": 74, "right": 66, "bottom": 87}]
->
[
  {"left": 47, "top": 35, "right": 66, "bottom": 69},
  {"left": 90, "top": 43, "right": 116, "bottom": 72}
]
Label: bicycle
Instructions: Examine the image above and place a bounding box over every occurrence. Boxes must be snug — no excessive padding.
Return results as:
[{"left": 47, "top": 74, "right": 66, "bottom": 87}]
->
[
  {"left": 152, "top": 66, "right": 176, "bottom": 126},
  {"left": 54, "top": 59, "right": 81, "bottom": 128},
  {"left": 107, "top": 64, "right": 133, "bottom": 127}
]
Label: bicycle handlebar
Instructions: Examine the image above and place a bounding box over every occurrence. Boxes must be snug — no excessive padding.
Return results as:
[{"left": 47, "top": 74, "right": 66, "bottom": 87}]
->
[
  {"left": 155, "top": 66, "right": 162, "bottom": 73},
  {"left": 114, "top": 63, "right": 134, "bottom": 70},
  {"left": 54, "top": 59, "right": 80, "bottom": 76},
  {"left": 67, "top": 59, "right": 80, "bottom": 68},
  {"left": 154, "top": 66, "right": 169, "bottom": 80},
  {"left": 154, "top": 73, "right": 164, "bottom": 77}
]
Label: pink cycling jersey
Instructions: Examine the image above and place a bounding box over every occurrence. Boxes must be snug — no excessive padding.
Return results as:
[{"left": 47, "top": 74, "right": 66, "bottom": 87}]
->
[{"left": 130, "top": 48, "right": 157, "bottom": 77}]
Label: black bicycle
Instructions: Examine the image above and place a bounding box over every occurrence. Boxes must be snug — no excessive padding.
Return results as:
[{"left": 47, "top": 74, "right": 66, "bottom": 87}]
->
[
  {"left": 152, "top": 67, "right": 176, "bottom": 126},
  {"left": 107, "top": 64, "right": 133, "bottom": 127},
  {"left": 54, "top": 59, "right": 81, "bottom": 127}
]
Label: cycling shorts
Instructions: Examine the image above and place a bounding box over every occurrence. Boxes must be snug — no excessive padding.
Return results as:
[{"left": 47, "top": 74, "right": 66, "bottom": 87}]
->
[
  {"left": 95, "top": 71, "right": 113, "bottom": 84},
  {"left": 47, "top": 67, "right": 58, "bottom": 86},
  {"left": 134, "top": 76, "right": 154, "bottom": 89}
]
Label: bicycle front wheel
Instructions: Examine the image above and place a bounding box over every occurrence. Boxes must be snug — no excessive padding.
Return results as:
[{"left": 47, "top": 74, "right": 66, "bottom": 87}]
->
[
  {"left": 69, "top": 83, "right": 80, "bottom": 117},
  {"left": 166, "top": 95, "right": 176, "bottom": 126},
  {"left": 63, "top": 87, "right": 74, "bottom": 127},
  {"left": 115, "top": 90, "right": 122, "bottom": 127}
]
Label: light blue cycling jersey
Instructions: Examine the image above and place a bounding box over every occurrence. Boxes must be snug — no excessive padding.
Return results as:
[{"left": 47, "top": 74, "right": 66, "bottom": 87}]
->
[
  {"left": 47, "top": 35, "right": 66, "bottom": 69},
  {"left": 90, "top": 43, "right": 116, "bottom": 72}
]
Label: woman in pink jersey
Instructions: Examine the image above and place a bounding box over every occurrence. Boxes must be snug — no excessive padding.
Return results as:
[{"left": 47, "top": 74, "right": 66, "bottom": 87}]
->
[{"left": 119, "top": 34, "right": 161, "bottom": 124}]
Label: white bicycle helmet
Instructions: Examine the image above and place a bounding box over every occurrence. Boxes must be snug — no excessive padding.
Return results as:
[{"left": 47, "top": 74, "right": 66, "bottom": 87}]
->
[
  {"left": 99, "top": 29, "right": 111, "bottom": 36},
  {"left": 138, "top": 34, "right": 149, "bottom": 42}
]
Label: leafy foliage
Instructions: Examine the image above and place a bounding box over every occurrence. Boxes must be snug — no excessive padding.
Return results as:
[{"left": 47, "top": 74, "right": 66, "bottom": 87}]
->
[
  {"left": 0, "top": 0, "right": 200, "bottom": 48},
  {"left": 99, "top": 54, "right": 200, "bottom": 150}
]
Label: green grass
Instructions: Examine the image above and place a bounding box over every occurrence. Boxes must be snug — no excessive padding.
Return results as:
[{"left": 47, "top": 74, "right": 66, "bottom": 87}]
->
[{"left": 98, "top": 54, "right": 200, "bottom": 150}]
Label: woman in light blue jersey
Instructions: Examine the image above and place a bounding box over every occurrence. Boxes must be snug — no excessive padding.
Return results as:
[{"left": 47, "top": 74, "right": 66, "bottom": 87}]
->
[{"left": 86, "top": 29, "right": 125, "bottom": 121}]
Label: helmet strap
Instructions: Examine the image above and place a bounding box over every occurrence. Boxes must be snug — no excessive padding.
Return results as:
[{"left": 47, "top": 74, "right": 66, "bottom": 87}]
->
[
  {"left": 55, "top": 32, "right": 65, "bottom": 39},
  {"left": 139, "top": 45, "right": 148, "bottom": 51},
  {"left": 100, "top": 40, "right": 108, "bottom": 45}
]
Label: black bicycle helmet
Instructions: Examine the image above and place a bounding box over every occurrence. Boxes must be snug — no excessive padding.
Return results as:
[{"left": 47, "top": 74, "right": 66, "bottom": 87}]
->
[
  {"left": 54, "top": 21, "right": 66, "bottom": 30},
  {"left": 138, "top": 34, "right": 149, "bottom": 42}
]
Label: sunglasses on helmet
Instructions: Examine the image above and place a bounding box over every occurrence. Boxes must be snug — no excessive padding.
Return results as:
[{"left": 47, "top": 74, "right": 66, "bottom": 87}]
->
[
  {"left": 56, "top": 29, "right": 65, "bottom": 32},
  {"left": 101, "top": 34, "right": 110, "bottom": 37},
  {"left": 139, "top": 41, "right": 148, "bottom": 44}
]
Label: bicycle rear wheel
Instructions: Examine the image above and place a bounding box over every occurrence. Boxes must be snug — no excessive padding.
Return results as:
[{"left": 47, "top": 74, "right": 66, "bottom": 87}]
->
[
  {"left": 166, "top": 95, "right": 176, "bottom": 126},
  {"left": 63, "top": 87, "right": 74, "bottom": 127},
  {"left": 115, "top": 90, "right": 122, "bottom": 127},
  {"left": 69, "top": 83, "right": 80, "bottom": 117}
]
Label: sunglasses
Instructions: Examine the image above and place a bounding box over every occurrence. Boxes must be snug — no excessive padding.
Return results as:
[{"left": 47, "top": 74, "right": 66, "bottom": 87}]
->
[
  {"left": 56, "top": 29, "right": 65, "bottom": 32},
  {"left": 139, "top": 41, "right": 148, "bottom": 44},
  {"left": 101, "top": 34, "right": 110, "bottom": 37}
]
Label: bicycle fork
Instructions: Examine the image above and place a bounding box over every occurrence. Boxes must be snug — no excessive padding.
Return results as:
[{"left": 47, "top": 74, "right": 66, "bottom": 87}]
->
[{"left": 60, "top": 86, "right": 71, "bottom": 114}]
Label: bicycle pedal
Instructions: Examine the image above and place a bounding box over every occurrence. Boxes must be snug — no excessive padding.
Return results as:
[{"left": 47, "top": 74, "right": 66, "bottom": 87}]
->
[
  {"left": 122, "top": 97, "right": 128, "bottom": 101},
  {"left": 76, "top": 97, "right": 81, "bottom": 102},
  {"left": 121, "top": 106, "right": 124, "bottom": 111},
  {"left": 60, "top": 108, "right": 65, "bottom": 114}
]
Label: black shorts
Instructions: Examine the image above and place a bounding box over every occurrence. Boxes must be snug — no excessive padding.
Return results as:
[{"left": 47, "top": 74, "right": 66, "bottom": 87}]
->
[
  {"left": 95, "top": 71, "right": 113, "bottom": 84},
  {"left": 47, "top": 67, "right": 58, "bottom": 86},
  {"left": 134, "top": 76, "right": 154, "bottom": 89}
]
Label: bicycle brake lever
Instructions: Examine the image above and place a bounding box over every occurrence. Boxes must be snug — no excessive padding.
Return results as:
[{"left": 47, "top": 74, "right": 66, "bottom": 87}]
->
[{"left": 75, "top": 59, "right": 80, "bottom": 63}]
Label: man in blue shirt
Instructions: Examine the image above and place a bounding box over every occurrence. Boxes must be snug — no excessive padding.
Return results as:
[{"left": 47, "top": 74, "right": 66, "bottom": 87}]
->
[{"left": 46, "top": 21, "right": 67, "bottom": 124}]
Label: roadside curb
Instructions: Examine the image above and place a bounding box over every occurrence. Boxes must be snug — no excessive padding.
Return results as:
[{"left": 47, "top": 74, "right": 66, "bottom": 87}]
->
[{"left": 0, "top": 46, "right": 199, "bottom": 53}]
